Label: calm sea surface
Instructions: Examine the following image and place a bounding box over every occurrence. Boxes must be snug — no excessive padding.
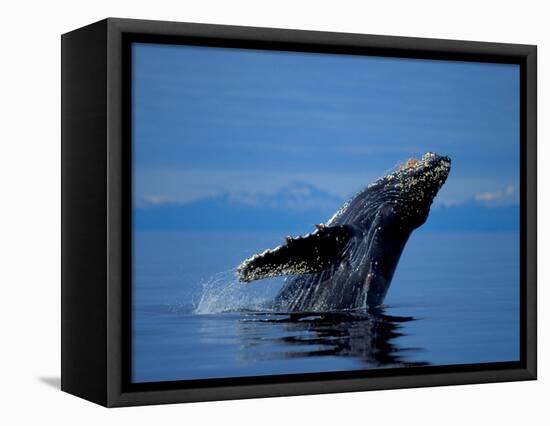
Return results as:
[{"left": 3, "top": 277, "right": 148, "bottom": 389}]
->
[{"left": 132, "top": 231, "right": 519, "bottom": 383}]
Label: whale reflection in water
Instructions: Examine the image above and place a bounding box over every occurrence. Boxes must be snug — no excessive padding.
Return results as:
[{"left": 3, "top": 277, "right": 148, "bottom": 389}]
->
[{"left": 238, "top": 310, "right": 428, "bottom": 368}]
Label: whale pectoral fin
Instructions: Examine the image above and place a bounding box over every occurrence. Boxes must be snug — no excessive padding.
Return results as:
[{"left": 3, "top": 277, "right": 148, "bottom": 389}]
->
[{"left": 236, "top": 225, "right": 354, "bottom": 283}]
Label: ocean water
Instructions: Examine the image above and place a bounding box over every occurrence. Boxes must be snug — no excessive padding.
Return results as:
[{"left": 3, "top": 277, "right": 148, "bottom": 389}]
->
[{"left": 132, "top": 230, "right": 520, "bottom": 383}]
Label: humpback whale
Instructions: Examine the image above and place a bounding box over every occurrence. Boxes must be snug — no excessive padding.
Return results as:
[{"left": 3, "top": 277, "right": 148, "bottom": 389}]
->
[{"left": 236, "top": 152, "right": 451, "bottom": 312}]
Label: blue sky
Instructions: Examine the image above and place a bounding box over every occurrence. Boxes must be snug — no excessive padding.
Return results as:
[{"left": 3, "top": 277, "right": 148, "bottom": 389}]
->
[{"left": 132, "top": 42, "right": 520, "bottom": 209}]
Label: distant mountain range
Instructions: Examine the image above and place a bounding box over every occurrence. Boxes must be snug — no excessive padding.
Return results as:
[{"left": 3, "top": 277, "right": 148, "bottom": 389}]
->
[{"left": 134, "top": 182, "right": 519, "bottom": 233}]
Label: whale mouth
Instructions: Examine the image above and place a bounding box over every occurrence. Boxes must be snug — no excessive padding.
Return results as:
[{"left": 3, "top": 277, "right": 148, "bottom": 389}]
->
[
  {"left": 421, "top": 152, "right": 451, "bottom": 189},
  {"left": 423, "top": 152, "right": 451, "bottom": 171}
]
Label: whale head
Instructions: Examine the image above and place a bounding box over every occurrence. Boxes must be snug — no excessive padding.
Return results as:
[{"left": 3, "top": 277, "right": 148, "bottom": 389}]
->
[{"left": 368, "top": 152, "right": 451, "bottom": 229}]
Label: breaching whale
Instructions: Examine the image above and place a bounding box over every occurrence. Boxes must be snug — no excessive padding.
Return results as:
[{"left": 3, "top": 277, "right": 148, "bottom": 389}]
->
[{"left": 236, "top": 152, "right": 451, "bottom": 312}]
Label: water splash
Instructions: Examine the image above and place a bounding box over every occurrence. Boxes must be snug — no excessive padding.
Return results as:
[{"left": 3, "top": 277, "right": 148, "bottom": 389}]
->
[{"left": 194, "top": 268, "right": 284, "bottom": 314}]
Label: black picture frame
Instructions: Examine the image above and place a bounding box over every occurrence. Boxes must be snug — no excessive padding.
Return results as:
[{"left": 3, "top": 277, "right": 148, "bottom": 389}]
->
[{"left": 61, "top": 17, "right": 537, "bottom": 407}]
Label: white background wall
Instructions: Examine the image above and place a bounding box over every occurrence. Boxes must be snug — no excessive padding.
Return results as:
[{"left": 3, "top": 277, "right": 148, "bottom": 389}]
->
[{"left": 0, "top": 0, "right": 546, "bottom": 424}]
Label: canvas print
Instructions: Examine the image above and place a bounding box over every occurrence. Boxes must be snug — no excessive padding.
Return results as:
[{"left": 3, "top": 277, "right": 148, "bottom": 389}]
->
[{"left": 131, "top": 42, "right": 519, "bottom": 383}]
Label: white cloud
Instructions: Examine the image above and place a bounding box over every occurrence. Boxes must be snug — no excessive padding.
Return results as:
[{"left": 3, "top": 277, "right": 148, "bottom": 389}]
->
[
  {"left": 474, "top": 184, "right": 517, "bottom": 205},
  {"left": 136, "top": 194, "right": 178, "bottom": 208}
]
